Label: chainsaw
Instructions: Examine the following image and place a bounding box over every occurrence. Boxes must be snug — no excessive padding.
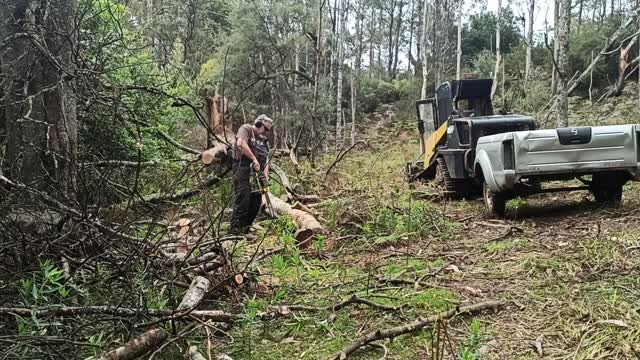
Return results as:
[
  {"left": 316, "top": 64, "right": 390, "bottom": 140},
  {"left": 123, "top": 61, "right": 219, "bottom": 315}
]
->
[{"left": 252, "top": 170, "right": 275, "bottom": 216}]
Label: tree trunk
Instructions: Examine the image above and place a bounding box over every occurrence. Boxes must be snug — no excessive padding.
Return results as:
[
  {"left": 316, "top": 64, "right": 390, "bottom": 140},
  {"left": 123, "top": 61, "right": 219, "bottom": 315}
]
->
[
  {"left": 369, "top": 6, "right": 375, "bottom": 75},
  {"left": 353, "top": 0, "right": 363, "bottom": 145},
  {"left": 329, "top": 0, "right": 337, "bottom": 90},
  {"left": 312, "top": 0, "right": 325, "bottom": 112},
  {"left": 491, "top": 0, "right": 502, "bottom": 99},
  {"left": 392, "top": 0, "right": 404, "bottom": 78},
  {"left": 525, "top": 0, "right": 535, "bottom": 86},
  {"left": 377, "top": 7, "right": 383, "bottom": 76},
  {"left": 456, "top": 0, "right": 463, "bottom": 80},
  {"left": 415, "top": 0, "right": 423, "bottom": 76},
  {"left": 1, "top": 0, "right": 78, "bottom": 192},
  {"left": 556, "top": 0, "right": 571, "bottom": 127},
  {"left": 387, "top": 0, "right": 397, "bottom": 76},
  {"left": 351, "top": 68, "right": 356, "bottom": 146},
  {"left": 433, "top": 0, "right": 440, "bottom": 86},
  {"left": 577, "top": 0, "right": 584, "bottom": 32},
  {"left": 552, "top": 0, "right": 559, "bottom": 92},
  {"left": 407, "top": 0, "right": 415, "bottom": 73},
  {"left": 421, "top": 0, "right": 429, "bottom": 99},
  {"left": 336, "top": 0, "right": 345, "bottom": 150},
  {"left": 610, "top": 0, "right": 614, "bottom": 16},
  {"left": 611, "top": 37, "right": 638, "bottom": 97}
]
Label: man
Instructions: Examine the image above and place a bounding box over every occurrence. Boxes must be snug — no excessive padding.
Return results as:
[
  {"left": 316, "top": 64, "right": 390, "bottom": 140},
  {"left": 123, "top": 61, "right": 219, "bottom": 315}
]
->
[{"left": 229, "top": 114, "right": 273, "bottom": 235}]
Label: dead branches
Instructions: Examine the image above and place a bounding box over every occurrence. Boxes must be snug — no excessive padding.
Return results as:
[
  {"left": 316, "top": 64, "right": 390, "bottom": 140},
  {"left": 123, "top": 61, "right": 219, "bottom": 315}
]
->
[{"left": 326, "top": 301, "right": 504, "bottom": 360}]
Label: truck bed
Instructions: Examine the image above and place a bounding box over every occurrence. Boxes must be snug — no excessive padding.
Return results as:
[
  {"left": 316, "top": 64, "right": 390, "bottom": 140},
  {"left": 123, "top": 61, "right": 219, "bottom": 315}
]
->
[{"left": 475, "top": 124, "right": 640, "bottom": 193}]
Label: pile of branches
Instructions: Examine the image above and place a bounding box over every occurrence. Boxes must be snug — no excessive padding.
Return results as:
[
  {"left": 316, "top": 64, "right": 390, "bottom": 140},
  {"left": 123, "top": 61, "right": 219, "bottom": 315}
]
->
[
  {"left": 0, "top": 145, "right": 248, "bottom": 359},
  {"left": 0, "top": 127, "right": 333, "bottom": 359}
]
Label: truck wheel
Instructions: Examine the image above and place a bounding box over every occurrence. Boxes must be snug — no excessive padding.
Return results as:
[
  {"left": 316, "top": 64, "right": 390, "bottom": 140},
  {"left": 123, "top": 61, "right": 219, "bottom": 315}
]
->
[
  {"left": 591, "top": 173, "right": 624, "bottom": 206},
  {"left": 435, "top": 157, "right": 474, "bottom": 198},
  {"left": 592, "top": 185, "right": 622, "bottom": 206},
  {"left": 483, "top": 181, "right": 506, "bottom": 216}
]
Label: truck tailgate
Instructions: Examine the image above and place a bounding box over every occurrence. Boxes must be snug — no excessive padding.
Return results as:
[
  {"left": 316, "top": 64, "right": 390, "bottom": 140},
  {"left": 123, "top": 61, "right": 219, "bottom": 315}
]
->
[{"left": 514, "top": 125, "right": 639, "bottom": 174}]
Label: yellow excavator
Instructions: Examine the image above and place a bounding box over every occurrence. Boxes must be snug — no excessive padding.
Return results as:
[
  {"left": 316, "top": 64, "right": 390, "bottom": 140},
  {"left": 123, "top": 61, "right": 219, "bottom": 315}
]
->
[{"left": 405, "top": 79, "right": 532, "bottom": 198}]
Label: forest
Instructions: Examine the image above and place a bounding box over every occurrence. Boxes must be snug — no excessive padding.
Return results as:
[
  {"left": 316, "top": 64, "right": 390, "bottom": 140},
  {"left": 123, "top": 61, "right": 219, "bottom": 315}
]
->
[{"left": 1, "top": 0, "right": 640, "bottom": 359}]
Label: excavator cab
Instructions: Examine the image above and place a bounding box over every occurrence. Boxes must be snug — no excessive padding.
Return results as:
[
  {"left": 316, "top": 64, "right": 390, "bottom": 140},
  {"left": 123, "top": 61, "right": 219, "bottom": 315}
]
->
[{"left": 406, "top": 79, "right": 495, "bottom": 182}]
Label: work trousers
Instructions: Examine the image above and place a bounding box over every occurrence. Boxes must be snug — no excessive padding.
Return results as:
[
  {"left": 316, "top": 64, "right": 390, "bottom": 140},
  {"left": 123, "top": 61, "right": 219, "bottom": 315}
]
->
[{"left": 229, "top": 165, "right": 262, "bottom": 234}]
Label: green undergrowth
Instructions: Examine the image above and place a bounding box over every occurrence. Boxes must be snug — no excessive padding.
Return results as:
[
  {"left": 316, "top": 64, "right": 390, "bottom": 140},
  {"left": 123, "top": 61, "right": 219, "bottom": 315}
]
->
[{"left": 228, "top": 253, "right": 464, "bottom": 360}]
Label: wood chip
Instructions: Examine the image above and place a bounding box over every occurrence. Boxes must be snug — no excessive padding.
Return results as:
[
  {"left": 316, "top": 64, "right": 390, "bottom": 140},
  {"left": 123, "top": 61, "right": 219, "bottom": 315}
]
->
[
  {"left": 177, "top": 218, "right": 191, "bottom": 227},
  {"left": 596, "top": 319, "right": 627, "bottom": 328},
  {"left": 445, "top": 264, "right": 461, "bottom": 273},
  {"left": 178, "top": 225, "right": 190, "bottom": 237},
  {"left": 234, "top": 274, "right": 244, "bottom": 285}
]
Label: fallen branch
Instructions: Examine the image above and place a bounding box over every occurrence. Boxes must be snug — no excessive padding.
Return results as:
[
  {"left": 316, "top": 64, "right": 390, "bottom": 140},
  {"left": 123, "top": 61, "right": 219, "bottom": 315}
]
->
[
  {"left": 156, "top": 128, "right": 201, "bottom": 155},
  {"left": 324, "top": 140, "right": 368, "bottom": 178},
  {"left": 94, "top": 328, "right": 168, "bottom": 360},
  {"left": 264, "top": 294, "right": 403, "bottom": 319},
  {"left": 0, "top": 306, "right": 235, "bottom": 323},
  {"left": 81, "top": 160, "right": 159, "bottom": 168},
  {"left": 177, "top": 276, "right": 211, "bottom": 311},
  {"left": 483, "top": 226, "right": 523, "bottom": 243},
  {"left": 327, "top": 301, "right": 504, "bottom": 360},
  {"left": 103, "top": 171, "right": 229, "bottom": 213},
  {"left": 269, "top": 163, "right": 295, "bottom": 194}
]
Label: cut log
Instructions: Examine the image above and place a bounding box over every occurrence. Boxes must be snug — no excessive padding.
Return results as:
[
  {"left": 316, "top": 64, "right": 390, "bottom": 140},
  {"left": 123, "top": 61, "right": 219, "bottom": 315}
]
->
[
  {"left": 97, "top": 328, "right": 168, "bottom": 360},
  {"left": 264, "top": 194, "right": 324, "bottom": 244},
  {"left": 202, "top": 143, "right": 230, "bottom": 165},
  {"left": 177, "top": 276, "right": 211, "bottom": 311}
]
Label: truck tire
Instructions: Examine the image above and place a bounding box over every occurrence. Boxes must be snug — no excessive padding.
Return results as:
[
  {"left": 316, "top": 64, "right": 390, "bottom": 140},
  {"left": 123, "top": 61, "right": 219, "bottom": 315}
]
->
[
  {"left": 591, "top": 173, "right": 624, "bottom": 206},
  {"left": 592, "top": 185, "right": 622, "bottom": 205},
  {"left": 435, "top": 157, "right": 473, "bottom": 198},
  {"left": 483, "top": 181, "right": 506, "bottom": 217}
]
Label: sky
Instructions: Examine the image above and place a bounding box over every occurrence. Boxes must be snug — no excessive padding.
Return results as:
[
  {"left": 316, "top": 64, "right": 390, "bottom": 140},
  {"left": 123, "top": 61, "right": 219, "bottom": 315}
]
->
[{"left": 485, "top": 0, "right": 555, "bottom": 32}]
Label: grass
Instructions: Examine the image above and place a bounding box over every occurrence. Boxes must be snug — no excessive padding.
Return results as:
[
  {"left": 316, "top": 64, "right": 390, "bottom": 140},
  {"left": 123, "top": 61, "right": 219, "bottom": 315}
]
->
[{"left": 221, "top": 110, "right": 640, "bottom": 359}]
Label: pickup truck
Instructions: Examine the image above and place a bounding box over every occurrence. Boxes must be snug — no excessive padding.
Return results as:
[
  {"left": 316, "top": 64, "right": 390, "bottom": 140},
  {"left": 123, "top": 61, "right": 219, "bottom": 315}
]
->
[{"left": 475, "top": 124, "right": 640, "bottom": 215}]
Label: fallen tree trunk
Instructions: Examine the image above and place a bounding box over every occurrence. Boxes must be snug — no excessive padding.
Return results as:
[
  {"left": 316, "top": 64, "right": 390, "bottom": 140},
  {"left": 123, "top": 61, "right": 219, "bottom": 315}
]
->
[
  {"left": 96, "top": 328, "right": 168, "bottom": 360},
  {"left": 326, "top": 301, "right": 504, "bottom": 360},
  {"left": 264, "top": 193, "right": 324, "bottom": 244},
  {"left": 177, "top": 276, "right": 211, "bottom": 311}
]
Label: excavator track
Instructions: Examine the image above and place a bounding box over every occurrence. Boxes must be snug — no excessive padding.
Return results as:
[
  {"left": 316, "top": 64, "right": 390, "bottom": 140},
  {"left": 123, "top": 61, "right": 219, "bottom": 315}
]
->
[{"left": 435, "top": 157, "right": 474, "bottom": 198}]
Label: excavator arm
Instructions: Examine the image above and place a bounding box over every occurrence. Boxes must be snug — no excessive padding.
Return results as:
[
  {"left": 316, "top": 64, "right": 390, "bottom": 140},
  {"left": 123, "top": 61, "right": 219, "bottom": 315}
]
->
[{"left": 423, "top": 120, "right": 448, "bottom": 167}]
